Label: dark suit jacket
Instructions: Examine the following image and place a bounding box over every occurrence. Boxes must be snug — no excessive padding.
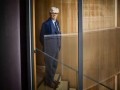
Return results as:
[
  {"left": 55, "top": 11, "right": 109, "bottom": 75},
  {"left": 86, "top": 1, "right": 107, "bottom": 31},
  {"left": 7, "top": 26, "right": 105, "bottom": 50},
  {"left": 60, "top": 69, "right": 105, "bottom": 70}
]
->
[{"left": 40, "top": 18, "right": 61, "bottom": 54}]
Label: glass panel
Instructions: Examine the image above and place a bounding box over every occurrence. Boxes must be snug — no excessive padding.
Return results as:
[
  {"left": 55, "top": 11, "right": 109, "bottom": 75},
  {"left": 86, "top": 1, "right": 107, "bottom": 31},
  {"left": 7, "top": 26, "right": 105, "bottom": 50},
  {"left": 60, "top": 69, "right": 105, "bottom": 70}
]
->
[
  {"left": 36, "top": 33, "right": 78, "bottom": 90},
  {"left": 36, "top": 34, "right": 112, "bottom": 90},
  {"left": 39, "top": 34, "right": 78, "bottom": 90},
  {"left": 33, "top": 0, "right": 119, "bottom": 89},
  {"left": 83, "top": 0, "right": 117, "bottom": 90}
]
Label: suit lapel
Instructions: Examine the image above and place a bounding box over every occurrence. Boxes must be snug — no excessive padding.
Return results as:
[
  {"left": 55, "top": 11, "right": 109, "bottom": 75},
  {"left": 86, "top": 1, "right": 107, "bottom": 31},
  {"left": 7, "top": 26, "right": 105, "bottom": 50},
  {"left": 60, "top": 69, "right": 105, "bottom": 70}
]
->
[{"left": 49, "top": 19, "right": 61, "bottom": 34}]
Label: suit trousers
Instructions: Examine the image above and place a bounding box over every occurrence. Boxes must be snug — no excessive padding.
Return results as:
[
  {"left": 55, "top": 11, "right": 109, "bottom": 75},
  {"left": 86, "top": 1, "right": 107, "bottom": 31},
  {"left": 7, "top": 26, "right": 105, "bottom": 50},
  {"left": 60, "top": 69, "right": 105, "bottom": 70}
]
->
[{"left": 44, "top": 49, "right": 59, "bottom": 84}]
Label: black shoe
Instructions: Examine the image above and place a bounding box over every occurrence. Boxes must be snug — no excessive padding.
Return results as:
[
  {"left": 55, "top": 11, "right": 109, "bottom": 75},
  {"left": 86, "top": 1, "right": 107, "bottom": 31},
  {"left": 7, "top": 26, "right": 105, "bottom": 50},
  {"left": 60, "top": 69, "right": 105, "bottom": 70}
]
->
[
  {"left": 44, "top": 82, "right": 58, "bottom": 89},
  {"left": 53, "top": 80, "right": 60, "bottom": 85}
]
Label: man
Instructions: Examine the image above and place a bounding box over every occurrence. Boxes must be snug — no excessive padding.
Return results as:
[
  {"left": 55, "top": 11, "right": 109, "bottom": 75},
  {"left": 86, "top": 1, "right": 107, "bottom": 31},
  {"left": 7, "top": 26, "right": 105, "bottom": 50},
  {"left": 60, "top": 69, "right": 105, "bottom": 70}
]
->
[{"left": 39, "top": 7, "right": 61, "bottom": 89}]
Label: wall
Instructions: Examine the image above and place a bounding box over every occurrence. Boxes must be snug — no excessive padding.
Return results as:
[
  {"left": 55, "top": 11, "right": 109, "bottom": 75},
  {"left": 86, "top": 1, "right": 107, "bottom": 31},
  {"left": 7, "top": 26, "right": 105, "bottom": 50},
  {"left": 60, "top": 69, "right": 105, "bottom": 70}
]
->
[
  {"left": 58, "top": 35, "right": 78, "bottom": 87},
  {"left": 0, "top": 0, "right": 22, "bottom": 90},
  {"left": 83, "top": 28, "right": 120, "bottom": 89},
  {"left": 83, "top": 0, "right": 115, "bottom": 31},
  {"left": 83, "top": 0, "right": 120, "bottom": 89},
  {"left": 0, "top": 0, "right": 30, "bottom": 90}
]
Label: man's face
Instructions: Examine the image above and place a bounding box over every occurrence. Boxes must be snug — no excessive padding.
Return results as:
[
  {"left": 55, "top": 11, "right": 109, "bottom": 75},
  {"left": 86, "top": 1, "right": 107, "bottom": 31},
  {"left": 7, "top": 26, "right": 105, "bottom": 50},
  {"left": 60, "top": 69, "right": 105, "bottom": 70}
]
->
[{"left": 50, "top": 13, "right": 58, "bottom": 20}]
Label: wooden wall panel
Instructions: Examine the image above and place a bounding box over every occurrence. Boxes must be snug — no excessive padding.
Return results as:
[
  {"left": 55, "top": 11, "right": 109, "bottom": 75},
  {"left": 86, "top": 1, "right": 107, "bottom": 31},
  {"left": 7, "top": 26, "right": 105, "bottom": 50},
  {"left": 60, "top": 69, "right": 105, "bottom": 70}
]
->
[
  {"left": 83, "top": 0, "right": 115, "bottom": 31},
  {"left": 59, "top": 35, "right": 78, "bottom": 88},
  {"left": 83, "top": 0, "right": 120, "bottom": 89},
  {"left": 83, "top": 29, "right": 120, "bottom": 89}
]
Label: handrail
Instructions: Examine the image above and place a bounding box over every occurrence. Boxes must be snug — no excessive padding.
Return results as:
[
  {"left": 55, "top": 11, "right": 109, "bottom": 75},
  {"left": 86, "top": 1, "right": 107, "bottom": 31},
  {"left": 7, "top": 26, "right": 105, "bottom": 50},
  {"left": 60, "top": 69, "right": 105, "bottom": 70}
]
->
[{"left": 35, "top": 48, "right": 114, "bottom": 90}]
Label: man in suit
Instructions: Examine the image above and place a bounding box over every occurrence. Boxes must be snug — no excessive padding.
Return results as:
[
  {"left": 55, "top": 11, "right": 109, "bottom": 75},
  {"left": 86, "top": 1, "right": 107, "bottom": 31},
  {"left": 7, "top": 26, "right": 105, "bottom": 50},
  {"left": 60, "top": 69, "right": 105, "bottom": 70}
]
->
[{"left": 40, "top": 7, "right": 61, "bottom": 89}]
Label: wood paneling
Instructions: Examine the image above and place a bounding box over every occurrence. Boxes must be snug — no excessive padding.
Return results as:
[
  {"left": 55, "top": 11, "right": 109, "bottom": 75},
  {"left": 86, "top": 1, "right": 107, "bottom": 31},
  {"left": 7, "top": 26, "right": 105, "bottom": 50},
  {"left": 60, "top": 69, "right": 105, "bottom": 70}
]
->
[
  {"left": 83, "top": 0, "right": 115, "bottom": 31},
  {"left": 83, "top": 29, "right": 120, "bottom": 89},
  {"left": 0, "top": 0, "right": 22, "bottom": 90},
  {"left": 83, "top": 0, "right": 120, "bottom": 89},
  {"left": 59, "top": 35, "right": 78, "bottom": 88}
]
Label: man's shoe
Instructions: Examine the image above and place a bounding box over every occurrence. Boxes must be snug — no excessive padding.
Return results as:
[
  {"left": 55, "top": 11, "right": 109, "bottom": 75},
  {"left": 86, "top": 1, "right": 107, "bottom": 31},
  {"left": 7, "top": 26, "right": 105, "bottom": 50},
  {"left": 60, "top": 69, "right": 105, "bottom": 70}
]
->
[
  {"left": 44, "top": 82, "right": 58, "bottom": 89},
  {"left": 53, "top": 80, "right": 60, "bottom": 85}
]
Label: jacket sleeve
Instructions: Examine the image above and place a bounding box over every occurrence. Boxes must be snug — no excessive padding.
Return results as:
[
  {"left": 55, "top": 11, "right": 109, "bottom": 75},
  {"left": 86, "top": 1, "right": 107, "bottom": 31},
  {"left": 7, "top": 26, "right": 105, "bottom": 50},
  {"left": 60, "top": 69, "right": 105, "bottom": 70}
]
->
[{"left": 39, "top": 23, "right": 47, "bottom": 46}]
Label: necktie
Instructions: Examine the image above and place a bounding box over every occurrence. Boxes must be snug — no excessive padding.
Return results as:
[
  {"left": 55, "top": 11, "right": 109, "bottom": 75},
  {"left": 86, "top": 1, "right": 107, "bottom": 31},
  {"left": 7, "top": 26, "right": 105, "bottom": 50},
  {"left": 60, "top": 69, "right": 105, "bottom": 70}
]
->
[{"left": 55, "top": 22, "right": 59, "bottom": 31}]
